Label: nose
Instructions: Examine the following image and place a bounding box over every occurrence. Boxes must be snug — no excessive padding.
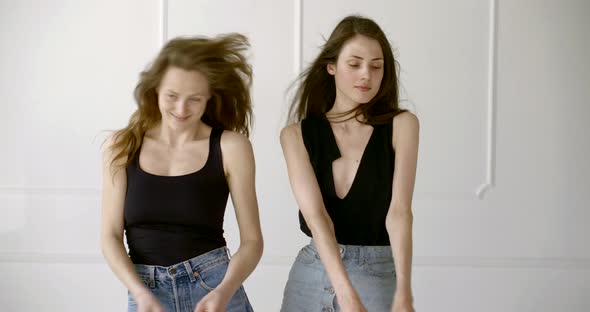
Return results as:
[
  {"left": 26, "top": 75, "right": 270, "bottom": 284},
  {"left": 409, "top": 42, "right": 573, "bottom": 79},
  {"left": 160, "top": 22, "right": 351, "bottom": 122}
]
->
[
  {"left": 175, "top": 100, "right": 188, "bottom": 115},
  {"left": 360, "top": 65, "right": 370, "bottom": 80}
]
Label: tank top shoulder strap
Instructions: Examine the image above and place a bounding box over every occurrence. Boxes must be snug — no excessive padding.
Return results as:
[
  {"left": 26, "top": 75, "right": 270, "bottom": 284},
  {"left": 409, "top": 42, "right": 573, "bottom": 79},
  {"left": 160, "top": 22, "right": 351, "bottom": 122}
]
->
[
  {"left": 301, "top": 115, "right": 340, "bottom": 166},
  {"left": 208, "top": 128, "right": 225, "bottom": 175},
  {"left": 301, "top": 115, "right": 320, "bottom": 160},
  {"left": 384, "top": 117, "right": 394, "bottom": 144},
  {"left": 129, "top": 143, "right": 143, "bottom": 169}
]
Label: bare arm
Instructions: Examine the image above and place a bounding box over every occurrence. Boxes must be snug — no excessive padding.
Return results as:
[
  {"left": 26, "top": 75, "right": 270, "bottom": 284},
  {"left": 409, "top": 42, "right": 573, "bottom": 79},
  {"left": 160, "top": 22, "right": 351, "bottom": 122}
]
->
[
  {"left": 386, "top": 112, "right": 419, "bottom": 310},
  {"left": 100, "top": 136, "right": 160, "bottom": 308},
  {"left": 208, "top": 131, "right": 263, "bottom": 301},
  {"left": 280, "top": 124, "right": 365, "bottom": 310}
]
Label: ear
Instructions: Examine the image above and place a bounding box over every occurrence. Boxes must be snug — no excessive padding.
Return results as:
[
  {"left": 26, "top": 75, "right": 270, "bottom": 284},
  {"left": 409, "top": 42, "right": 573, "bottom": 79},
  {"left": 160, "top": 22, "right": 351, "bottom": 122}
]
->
[{"left": 327, "top": 63, "right": 336, "bottom": 75}]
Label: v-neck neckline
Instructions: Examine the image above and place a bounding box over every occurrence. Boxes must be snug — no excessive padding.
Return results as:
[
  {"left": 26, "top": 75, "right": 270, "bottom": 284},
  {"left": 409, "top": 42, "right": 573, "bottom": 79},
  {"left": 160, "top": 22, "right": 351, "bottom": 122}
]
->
[{"left": 323, "top": 117, "right": 376, "bottom": 201}]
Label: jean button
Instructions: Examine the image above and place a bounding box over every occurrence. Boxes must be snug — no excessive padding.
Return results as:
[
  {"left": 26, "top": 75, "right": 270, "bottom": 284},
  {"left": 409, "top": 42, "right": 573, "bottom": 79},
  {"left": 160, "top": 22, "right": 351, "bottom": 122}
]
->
[{"left": 169, "top": 268, "right": 177, "bottom": 275}]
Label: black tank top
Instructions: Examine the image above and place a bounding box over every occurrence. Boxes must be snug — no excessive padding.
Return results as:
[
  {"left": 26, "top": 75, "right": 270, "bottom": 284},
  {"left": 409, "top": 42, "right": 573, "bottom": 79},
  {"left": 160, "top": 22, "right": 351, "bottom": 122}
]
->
[
  {"left": 124, "top": 128, "right": 229, "bottom": 266},
  {"left": 300, "top": 115, "right": 395, "bottom": 246}
]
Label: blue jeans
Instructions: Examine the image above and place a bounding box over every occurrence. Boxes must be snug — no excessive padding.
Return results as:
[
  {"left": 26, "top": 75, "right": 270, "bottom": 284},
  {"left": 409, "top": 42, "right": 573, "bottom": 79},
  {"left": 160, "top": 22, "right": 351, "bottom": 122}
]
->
[
  {"left": 281, "top": 240, "right": 396, "bottom": 312},
  {"left": 128, "top": 247, "right": 253, "bottom": 312}
]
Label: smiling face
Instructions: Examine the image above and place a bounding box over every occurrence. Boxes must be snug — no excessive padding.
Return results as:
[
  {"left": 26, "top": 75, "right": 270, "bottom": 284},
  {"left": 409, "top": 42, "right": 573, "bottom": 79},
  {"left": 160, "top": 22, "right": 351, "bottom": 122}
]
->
[
  {"left": 327, "top": 34, "right": 385, "bottom": 107},
  {"left": 156, "top": 66, "right": 212, "bottom": 130}
]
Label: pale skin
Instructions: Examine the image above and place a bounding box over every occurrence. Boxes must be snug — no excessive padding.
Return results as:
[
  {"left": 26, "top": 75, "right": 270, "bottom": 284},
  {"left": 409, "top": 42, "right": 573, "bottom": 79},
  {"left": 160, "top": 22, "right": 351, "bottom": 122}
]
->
[
  {"left": 101, "top": 67, "right": 263, "bottom": 312},
  {"left": 280, "top": 35, "right": 418, "bottom": 312}
]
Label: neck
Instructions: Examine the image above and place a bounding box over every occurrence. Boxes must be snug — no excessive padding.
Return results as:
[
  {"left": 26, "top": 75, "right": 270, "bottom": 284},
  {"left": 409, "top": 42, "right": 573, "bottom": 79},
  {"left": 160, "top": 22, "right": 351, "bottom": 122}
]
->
[
  {"left": 327, "top": 97, "right": 366, "bottom": 124},
  {"left": 154, "top": 121, "right": 206, "bottom": 148}
]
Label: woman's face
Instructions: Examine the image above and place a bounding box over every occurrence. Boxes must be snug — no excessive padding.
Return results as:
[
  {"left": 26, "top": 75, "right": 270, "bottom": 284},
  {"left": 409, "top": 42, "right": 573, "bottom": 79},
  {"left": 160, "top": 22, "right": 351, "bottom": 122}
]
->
[
  {"left": 328, "top": 35, "right": 384, "bottom": 106},
  {"left": 157, "top": 66, "right": 212, "bottom": 130}
]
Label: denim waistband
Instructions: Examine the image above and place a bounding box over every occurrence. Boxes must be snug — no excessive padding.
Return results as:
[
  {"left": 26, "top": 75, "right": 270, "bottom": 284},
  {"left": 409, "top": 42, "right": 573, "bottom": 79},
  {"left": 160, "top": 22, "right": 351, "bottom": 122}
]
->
[
  {"left": 134, "top": 246, "right": 230, "bottom": 284},
  {"left": 309, "top": 239, "right": 392, "bottom": 260}
]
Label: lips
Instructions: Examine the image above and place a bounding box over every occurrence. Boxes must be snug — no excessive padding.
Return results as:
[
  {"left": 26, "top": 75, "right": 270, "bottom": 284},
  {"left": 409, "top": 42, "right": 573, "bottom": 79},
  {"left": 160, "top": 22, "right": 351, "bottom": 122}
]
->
[
  {"left": 171, "top": 113, "right": 190, "bottom": 121},
  {"left": 355, "top": 86, "right": 371, "bottom": 92}
]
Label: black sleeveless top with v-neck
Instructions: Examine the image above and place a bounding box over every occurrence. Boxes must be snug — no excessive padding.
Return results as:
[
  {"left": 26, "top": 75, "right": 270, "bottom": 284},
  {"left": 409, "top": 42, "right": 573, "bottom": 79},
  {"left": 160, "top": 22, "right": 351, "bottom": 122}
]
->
[
  {"left": 123, "top": 128, "right": 229, "bottom": 266},
  {"left": 300, "top": 115, "right": 395, "bottom": 246}
]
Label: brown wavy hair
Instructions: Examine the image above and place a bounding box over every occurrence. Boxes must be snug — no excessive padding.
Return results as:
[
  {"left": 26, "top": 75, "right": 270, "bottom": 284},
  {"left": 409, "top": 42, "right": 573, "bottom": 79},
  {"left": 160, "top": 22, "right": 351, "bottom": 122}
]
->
[
  {"left": 108, "top": 33, "right": 253, "bottom": 172},
  {"left": 288, "top": 15, "right": 406, "bottom": 124}
]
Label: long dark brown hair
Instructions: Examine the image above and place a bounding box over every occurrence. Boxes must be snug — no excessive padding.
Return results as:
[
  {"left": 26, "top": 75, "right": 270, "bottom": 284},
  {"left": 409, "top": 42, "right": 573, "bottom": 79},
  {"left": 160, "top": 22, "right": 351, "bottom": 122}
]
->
[
  {"left": 288, "top": 15, "right": 405, "bottom": 124},
  {"left": 108, "top": 33, "right": 252, "bottom": 171}
]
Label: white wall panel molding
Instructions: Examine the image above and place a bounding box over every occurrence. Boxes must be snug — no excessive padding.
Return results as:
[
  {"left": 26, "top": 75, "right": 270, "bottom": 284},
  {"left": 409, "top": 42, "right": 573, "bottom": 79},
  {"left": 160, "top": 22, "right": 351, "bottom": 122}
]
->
[
  {"left": 160, "top": 0, "right": 168, "bottom": 44},
  {"left": 0, "top": 252, "right": 104, "bottom": 264},
  {"left": 297, "top": 0, "right": 499, "bottom": 201},
  {"left": 294, "top": 0, "right": 303, "bottom": 73},
  {"left": 413, "top": 256, "right": 590, "bottom": 270},
  {"left": 0, "top": 186, "right": 101, "bottom": 196},
  {"left": 414, "top": 191, "right": 477, "bottom": 201},
  {"left": 476, "top": 0, "right": 498, "bottom": 200}
]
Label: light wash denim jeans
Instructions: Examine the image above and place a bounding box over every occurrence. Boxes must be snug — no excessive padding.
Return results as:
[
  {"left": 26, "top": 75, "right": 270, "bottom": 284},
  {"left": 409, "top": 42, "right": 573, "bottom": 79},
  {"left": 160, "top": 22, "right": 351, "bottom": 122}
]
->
[
  {"left": 128, "top": 247, "right": 253, "bottom": 312},
  {"left": 281, "top": 239, "right": 396, "bottom": 312}
]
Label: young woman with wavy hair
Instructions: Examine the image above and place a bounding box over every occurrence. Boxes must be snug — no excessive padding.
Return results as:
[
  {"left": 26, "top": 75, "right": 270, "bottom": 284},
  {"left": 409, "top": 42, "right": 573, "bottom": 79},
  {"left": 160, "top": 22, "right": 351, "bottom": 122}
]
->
[
  {"left": 280, "top": 16, "right": 418, "bottom": 312},
  {"left": 101, "top": 33, "right": 262, "bottom": 312}
]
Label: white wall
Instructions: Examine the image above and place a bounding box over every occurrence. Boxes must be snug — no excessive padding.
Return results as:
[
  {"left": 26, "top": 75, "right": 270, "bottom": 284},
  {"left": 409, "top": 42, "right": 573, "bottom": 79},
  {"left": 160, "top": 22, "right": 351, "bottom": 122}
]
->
[{"left": 0, "top": 0, "right": 588, "bottom": 311}]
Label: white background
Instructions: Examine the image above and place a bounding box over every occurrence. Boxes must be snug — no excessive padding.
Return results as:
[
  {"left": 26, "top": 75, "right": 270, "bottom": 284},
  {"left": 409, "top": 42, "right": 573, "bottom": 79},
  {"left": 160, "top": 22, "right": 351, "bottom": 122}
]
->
[{"left": 0, "top": 0, "right": 589, "bottom": 311}]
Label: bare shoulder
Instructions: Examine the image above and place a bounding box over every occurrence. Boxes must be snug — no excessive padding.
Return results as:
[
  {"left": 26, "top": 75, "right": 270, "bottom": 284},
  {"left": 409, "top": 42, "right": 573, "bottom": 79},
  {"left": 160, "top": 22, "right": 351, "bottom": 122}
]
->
[
  {"left": 393, "top": 111, "right": 419, "bottom": 132},
  {"left": 279, "top": 122, "right": 302, "bottom": 145},
  {"left": 220, "top": 130, "right": 252, "bottom": 153},
  {"left": 219, "top": 130, "right": 254, "bottom": 177},
  {"left": 101, "top": 132, "right": 126, "bottom": 165},
  {"left": 101, "top": 132, "right": 128, "bottom": 186},
  {"left": 393, "top": 112, "right": 419, "bottom": 149}
]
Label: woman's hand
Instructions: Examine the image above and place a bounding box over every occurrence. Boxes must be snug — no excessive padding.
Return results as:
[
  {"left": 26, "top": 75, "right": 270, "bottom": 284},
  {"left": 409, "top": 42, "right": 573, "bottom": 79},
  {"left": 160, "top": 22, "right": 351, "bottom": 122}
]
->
[
  {"left": 338, "top": 293, "right": 368, "bottom": 312},
  {"left": 135, "top": 291, "right": 165, "bottom": 312},
  {"left": 392, "top": 293, "right": 415, "bottom": 312},
  {"left": 194, "top": 289, "right": 231, "bottom": 312}
]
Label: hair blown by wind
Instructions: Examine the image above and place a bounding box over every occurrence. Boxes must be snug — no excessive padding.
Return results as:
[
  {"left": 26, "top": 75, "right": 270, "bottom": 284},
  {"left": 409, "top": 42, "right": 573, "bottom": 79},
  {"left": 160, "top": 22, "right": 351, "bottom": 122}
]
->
[
  {"left": 106, "top": 33, "right": 253, "bottom": 173},
  {"left": 287, "top": 15, "right": 406, "bottom": 125}
]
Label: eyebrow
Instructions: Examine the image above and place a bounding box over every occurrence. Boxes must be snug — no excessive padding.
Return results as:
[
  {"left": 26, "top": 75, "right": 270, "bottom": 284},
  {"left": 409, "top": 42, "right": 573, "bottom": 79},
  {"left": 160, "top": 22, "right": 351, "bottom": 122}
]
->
[
  {"left": 349, "top": 55, "right": 384, "bottom": 61},
  {"left": 165, "top": 90, "right": 206, "bottom": 96}
]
